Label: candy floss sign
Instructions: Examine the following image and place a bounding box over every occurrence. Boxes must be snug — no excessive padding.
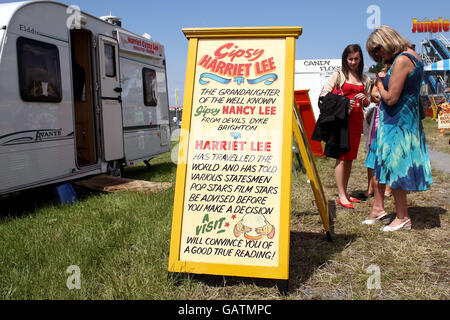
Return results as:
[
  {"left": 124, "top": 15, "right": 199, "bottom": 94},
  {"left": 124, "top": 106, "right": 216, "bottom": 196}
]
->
[{"left": 178, "top": 38, "right": 286, "bottom": 268}]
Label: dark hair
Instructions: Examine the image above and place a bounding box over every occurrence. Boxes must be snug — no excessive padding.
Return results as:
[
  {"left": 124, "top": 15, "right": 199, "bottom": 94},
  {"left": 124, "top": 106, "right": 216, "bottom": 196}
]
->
[{"left": 342, "top": 44, "right": 364, "bottom": 81}]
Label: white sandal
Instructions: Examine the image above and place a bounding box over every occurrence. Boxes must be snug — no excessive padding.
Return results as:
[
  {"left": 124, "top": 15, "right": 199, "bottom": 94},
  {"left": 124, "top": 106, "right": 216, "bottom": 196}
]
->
[
  {"left": 362, "top": 212, "right": 389, "bottom": 225},
  {"left": 381, "top": 219, "right": 412, "bottom": 232}
]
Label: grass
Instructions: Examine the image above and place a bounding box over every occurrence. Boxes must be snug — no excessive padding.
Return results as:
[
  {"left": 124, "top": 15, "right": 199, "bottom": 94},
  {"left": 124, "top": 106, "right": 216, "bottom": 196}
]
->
[
  {"left": 1, "top": 188, "right": 175, "bottom": 299},
  {"left": 0, "top": 121, "right": 448, "bottom": 300},
  {"left": 422, "top": 118, "right": 450, "bottom": 154},
  {"left": 0, "top": 153, "right": 178, "bottom": 300}
]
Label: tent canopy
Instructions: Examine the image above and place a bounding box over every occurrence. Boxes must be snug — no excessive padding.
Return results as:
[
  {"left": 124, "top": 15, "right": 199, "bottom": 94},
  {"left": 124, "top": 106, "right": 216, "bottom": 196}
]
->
[{"left": 425, "top": 59, "right": 450, "bottom": 71}]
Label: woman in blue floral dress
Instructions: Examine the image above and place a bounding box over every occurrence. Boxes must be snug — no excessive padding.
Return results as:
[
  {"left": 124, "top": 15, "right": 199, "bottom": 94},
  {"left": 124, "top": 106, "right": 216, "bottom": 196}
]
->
[{"left": 364, "top": 26, "right": 433, "bottom": 231}]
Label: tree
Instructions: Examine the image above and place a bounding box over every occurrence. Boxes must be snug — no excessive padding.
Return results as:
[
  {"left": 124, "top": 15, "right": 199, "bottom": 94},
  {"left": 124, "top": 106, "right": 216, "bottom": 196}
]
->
[{"left": 368, "top": 62, "right": 385, "bottom": 74}]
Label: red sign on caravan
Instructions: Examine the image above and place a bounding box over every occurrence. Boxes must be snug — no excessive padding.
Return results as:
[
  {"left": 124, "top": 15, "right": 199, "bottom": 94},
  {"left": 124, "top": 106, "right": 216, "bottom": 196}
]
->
[{"left": 117, "top": 30, "right": 164, "bottom": 58}]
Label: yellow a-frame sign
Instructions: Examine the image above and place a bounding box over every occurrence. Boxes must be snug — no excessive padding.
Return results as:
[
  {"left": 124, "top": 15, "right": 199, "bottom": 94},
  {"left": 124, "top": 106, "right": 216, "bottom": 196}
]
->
[
  {"left": 293, "top": 101, "right": 332, "bottom": 242},
  {"left": 168, "top": 26, "right": 329, "bottom": 286}
]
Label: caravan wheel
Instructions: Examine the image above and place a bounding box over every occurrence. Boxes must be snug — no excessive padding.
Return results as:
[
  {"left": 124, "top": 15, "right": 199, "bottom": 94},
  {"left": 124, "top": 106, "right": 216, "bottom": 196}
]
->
[{"left": 107, "top": 161, "right": 124, "bottom": 178}]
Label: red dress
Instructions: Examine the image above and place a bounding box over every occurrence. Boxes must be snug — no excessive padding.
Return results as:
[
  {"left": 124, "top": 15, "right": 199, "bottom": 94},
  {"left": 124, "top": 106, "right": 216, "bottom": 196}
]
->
[{"left": 339, "top": 82, "right": 365, "bottom": 161}]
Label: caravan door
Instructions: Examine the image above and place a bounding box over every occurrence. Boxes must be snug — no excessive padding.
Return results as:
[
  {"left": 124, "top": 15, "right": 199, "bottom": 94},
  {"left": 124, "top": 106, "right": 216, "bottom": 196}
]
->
[{"left": 98, "top": 35, "right": 124, "bottom": 161}]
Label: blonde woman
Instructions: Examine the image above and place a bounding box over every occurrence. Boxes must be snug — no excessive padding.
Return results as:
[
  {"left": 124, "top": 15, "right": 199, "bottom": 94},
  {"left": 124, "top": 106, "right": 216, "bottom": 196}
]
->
[{"left": 363, "top": 26, "right": 433, "bottom": 231}]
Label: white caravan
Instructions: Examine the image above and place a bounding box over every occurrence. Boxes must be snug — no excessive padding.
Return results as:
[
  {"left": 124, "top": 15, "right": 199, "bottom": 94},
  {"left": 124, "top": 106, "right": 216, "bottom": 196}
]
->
[{"left": 0, "top": 1, "right": 171, "bottom": 196}]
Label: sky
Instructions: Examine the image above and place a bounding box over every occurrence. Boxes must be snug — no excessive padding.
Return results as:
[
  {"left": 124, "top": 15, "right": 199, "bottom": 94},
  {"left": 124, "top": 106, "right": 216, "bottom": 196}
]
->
[{"left": 2, "top": 0, "right": 450, "bottom": 106}]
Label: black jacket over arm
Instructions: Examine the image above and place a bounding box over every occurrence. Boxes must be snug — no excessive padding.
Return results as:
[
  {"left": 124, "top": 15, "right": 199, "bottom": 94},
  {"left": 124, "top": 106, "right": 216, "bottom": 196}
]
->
[{"left": 312, "top": 93, "right": 350, "bottom": 159}]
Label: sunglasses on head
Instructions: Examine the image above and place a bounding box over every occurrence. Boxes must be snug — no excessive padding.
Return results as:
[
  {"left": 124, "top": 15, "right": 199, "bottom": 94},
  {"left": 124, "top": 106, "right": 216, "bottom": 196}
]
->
[{"left": 373, "top": 45, "right": 383, "bottom": 56}]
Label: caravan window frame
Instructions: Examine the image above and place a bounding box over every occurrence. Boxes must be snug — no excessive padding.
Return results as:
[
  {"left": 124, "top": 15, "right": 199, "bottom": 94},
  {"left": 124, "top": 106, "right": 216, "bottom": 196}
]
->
[
  {"left": 142, "top": 67, "right": 158, "bottom": 107},
  {"left": 17, "top": 37, "right": 62, "bottom": 103},
  {"left": 0, "top": 29, "right": 5, "bottom": 57},
  {"left": 103, "top": 43, "right": 117, "bottom": 78}
]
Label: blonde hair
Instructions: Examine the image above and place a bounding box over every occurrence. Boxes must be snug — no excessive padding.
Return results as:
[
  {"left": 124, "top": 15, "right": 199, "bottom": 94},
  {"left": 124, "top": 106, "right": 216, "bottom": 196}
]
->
[{"left": 367, "top": 26, "right": 411, "bottom": 63}]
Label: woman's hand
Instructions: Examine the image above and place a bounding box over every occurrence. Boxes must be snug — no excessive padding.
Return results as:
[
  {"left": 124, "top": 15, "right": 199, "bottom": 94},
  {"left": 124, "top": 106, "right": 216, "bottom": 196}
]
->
[
  {"left": 372, "top": 95, "right": 381, "bottom": 104},
  {"left": 348, "top": 99, "right": 356, "bottom": 113},
  {"left": 354, "top": 93, "right": 369, "bottom": 108},
  {"left": 354, "top": 93, "right": 366, "bottom": 101},
  {"left": 354, "top": 93, "right": 366, "bottom": 100},
  {"left": 372, "top": 82, "right": 381, "bottom": 104}
]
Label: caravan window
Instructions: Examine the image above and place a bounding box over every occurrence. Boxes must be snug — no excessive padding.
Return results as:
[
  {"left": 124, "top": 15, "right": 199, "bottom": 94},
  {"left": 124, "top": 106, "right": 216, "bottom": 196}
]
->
[
  {"left": 143, "top": 68, "right": 157, "bottom": 107},
  {"left": 104, "top": 44, "right": 116, "bottom": 78},
  {"left": 17, "top": 37, "right": 62, "bottom": 103}
]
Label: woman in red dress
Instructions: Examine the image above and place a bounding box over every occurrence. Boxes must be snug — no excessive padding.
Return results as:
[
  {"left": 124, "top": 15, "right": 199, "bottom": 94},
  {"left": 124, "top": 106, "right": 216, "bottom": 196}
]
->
[{"left": 320, "top": 44, "right": 372, "bottom": 209}]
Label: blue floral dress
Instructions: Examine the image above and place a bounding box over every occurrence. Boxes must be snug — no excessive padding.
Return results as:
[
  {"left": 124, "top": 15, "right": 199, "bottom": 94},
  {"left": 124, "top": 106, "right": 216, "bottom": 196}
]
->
[{"left": 365, "top": 53, "right": 433, "bottom": 191}]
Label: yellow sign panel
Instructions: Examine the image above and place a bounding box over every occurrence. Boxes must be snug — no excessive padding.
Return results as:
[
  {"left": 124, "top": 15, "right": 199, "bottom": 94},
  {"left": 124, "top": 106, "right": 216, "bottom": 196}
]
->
[{"left": 168, "top": 27, "right": 302, "bottom": 280}]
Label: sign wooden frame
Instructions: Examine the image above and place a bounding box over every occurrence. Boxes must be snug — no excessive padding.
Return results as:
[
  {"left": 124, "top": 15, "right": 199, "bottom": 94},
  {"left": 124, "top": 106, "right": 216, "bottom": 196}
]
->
[
  {"left": 293, "top": 100, "right": 331, "bottom": 241},
  {"left": 168, "top": 27, "right": 302, "bottom": 281}
]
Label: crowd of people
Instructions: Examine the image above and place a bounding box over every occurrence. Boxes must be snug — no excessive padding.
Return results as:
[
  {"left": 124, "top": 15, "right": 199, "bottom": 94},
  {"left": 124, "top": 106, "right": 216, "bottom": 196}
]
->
[{"left": 314, "top": 25, "right": 433, "bottom": 232}]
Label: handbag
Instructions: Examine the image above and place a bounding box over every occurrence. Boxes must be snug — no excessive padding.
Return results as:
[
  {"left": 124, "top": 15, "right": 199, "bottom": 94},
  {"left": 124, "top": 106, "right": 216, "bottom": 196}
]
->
[{"left": 332, "top": 71, "right": 344, "bottom": 96}]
